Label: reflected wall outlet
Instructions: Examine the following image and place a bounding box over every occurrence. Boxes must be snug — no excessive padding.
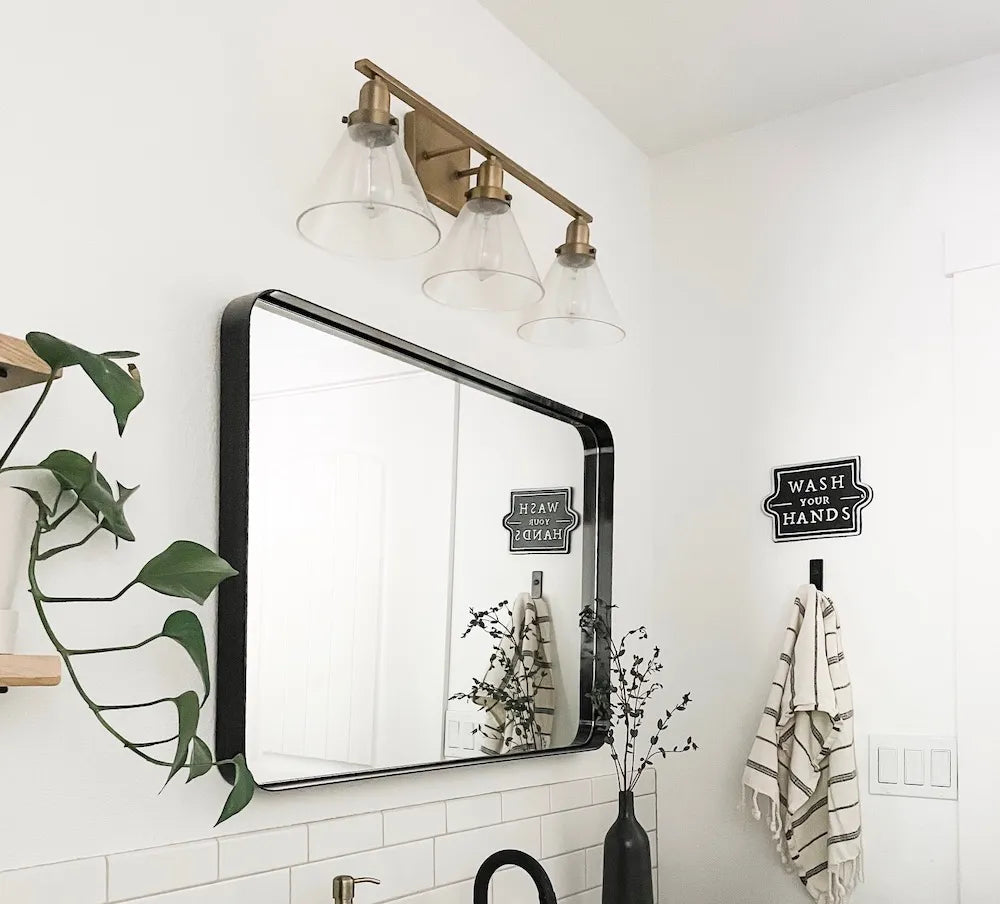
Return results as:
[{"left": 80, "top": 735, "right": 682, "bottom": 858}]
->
[{"left": 868, "top": 735, "right": 957, "bottom": 800}]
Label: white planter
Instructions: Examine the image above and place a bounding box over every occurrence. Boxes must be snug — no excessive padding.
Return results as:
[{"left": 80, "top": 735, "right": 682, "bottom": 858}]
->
[{"left": 0, "top": 490, "right": 32, "bottom": 652}]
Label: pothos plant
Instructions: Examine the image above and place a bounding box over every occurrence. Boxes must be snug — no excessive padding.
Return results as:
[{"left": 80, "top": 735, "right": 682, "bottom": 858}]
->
[
  {"left": 0, "top": 332, "right": 255, "bottom": 825},
  {"left": 580, "top": 602, "right": 697, "bottom": 793}
]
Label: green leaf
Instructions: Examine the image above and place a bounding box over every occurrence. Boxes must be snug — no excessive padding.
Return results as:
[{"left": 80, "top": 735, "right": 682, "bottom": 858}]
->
[
  {"left": 34, "top": 450, "right": 135, "bottom": 541},
  {"left": 162, "top": 610, "right": 210, "bottom": 701},
  {"left": 186, "top": 736, "right": 214, "bottom": 783},
  {"left": 165, "top": 691, "right": 200, "bottom": 788},
  {"left": 26, "top": 332, "right": 143, "bottom": 435},
  {"left": 136, "top": 541, "right": 237, "bottom": 604},
  {"left": 216, "top": 753, "right": 255, "bottom": 825},
  {"left": 13, "top": 486, "right": 52, "bottom": 526}
]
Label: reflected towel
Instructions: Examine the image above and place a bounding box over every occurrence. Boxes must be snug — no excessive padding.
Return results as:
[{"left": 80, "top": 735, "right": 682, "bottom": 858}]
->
[
  {"left": 742, "top": 584, "right": 863, "bottom": 904},
  {"left": 475, "top": 591, "right": 554, "bottom": 755}
]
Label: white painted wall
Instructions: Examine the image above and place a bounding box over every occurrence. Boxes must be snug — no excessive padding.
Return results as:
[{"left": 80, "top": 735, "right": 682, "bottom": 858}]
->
[
  {"left": 0, "top": 0, "right": 655, "bottom": 872},
  {"left": 650, "top": 53, "right": 1000, "bottom": 904}
]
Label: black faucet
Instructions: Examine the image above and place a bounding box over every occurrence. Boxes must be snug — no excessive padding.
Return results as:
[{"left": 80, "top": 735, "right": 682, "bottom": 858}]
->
[{"left": 474, "top": 850, "right": 557, "bottom": 904}]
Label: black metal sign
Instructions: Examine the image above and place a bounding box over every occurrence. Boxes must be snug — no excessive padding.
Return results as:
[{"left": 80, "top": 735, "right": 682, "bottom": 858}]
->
[
  {"left": 762, "top": 457, "right": 873, "bottom": 542},
  {"left": 503, "top": 487, "right": 580, "bottom": 554}
]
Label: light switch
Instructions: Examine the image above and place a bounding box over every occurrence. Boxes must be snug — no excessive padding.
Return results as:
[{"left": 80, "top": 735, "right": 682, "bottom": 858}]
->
[
  {"left": 903, "top": 749, "right": 925, "bottom": 786},
  {"left": 447, "top": 719, "right": 459, "bottom": 746},
  {"left": 931, "top": 750, "right": 952, "bottom": 788},
  {"left": 877, "top": 747, "right": 899, "bottom": 784},
  {"left": 460, "top": 721, "right": 475, "bottom": 750},
  {"left": 869, "top": 735, "right": 957, "bottom": 800}
]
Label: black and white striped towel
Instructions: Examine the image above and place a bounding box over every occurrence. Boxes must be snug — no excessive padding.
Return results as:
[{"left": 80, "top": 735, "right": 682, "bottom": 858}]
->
[{"left": 742, "top": 584, "right": 863, "bottom": 903}]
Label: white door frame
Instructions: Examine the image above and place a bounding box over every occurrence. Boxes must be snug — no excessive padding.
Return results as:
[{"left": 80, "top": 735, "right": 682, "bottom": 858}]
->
[{"left": 948, "top": 226, "right": 1000, "bottom": 904}]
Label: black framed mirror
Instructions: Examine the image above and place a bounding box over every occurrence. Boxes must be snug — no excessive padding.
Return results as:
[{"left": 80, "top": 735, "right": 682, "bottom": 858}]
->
[{"left": 216, "top": 290, "right": 613, "bottom": 789}]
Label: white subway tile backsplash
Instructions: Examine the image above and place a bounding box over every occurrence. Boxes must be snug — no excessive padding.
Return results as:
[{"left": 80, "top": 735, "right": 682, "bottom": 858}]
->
[
  {"left": 384, "top": 802, "right": 447, "bottom": 845},
  {"left": 585, "top": 845, "right": 603, "bottom": 889},
  {"left": 0, "top": 857, "right": 106, "bottom": 904},
  {"left": 219, "top": 825, "right": 307, "bottom": 879},
  {"left": 492, "top": 850, "right": 587, "bottom": 903},
  {"left": 549, "top": 780, "right": 592, "bottom": 812},
  {"left": 501, "top": 785, "right": 549, "bottom": 821},
  {"left": 309, "top": 812, "right": 383, "bottom": 861},
  {"left": 120, "top": 870, "right": 289, "bottom": 904},
  {"left": 648, "top": 831, "right": 657, "bottom": 868},
  {"left": 634, "top": 769, "right": 656, "bottom": 796},
  {"left": 435, "top": 818, "right": 540, "bottom": 885},
  {"left": 652, "top": 867, "right": 658, "bottom": 903},
  {"left": 592, "top": 769, "right": 655, "bottom": 805},
  {"left": 446, "top": 793, "right": 502, "bottom": 832},
  {"left": 635, "top": 795, "right": 656, "bottom": 831},
  {"left": 561, "top": 888, "right": 601, "bottom": 904},
  {"left": 541, "top": 851, "right": 588, "bottom": 897},
  {"left": 108, "top": 839, "right": 218, "bottom": 901},
  {"left": 540, "top": 802, "right": 616, "bottom": 858},
  {"left": 292, "top": 840, "right": 433, "bottom": 904},
  {"left": 2, "top": 775, "right": 655, "bottom": 904},
  {"left": 591, "top": 775, "right": 619, "bottom": 804},
  {"left": 390, "top": 880, "right": 474, "bottom": 904}
]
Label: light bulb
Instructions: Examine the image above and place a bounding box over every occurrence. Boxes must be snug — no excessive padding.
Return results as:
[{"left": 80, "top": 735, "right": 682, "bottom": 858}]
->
[
  {"left": 475, "top": 212, "right": 504, "bottom": 280},
  {"left": 348, "top": 123, "right": 396, "bottom": 220},
  {"left": 466, "top": 197, "right": 507, "bottom": 281}
]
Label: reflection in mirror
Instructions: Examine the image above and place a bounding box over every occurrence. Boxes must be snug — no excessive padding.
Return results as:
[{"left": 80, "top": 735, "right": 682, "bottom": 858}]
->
[{"left": 233, "top": 298, "right": 605, "bottom": 787}]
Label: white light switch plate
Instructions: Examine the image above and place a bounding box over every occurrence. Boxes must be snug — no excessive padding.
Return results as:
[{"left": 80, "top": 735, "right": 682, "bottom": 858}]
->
[{"left": 868, "top": 735, "right": 957, "bottom": 799}]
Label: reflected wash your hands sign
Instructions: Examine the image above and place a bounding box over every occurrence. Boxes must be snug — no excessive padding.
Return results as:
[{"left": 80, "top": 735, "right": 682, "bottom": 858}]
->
[
  {"left": 762, "top": 457, "right": 873, "bottom": 542},
  {"left": 503, "top": 487, "right": 581, "bottom": 554}
]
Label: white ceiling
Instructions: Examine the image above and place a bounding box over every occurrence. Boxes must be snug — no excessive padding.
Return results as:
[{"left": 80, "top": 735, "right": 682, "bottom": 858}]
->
[{"left": 480, "top": 0, "right": 1000, "bottom": 153}]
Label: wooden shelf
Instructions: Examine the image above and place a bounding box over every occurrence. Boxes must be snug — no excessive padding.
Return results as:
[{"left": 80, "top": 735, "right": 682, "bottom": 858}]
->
[
  {"left": 0, "top": 654, "right": 62, "bottom": 688},
  {"left": 0, "top": 334, "right": 59, "bottom": 394}
]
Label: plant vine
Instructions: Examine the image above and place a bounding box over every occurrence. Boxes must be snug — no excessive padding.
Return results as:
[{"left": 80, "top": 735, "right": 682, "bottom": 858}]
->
[{"left": 0, "top": 332, "right": 254, "bottom": 824}]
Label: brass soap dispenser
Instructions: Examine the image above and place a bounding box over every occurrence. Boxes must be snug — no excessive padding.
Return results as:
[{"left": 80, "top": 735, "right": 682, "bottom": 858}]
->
[{"left": 332, "top": 875, "right": 380, "bottom": 904}]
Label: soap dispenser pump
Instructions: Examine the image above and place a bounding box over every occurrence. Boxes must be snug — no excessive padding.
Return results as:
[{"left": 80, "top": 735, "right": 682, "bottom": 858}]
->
[{"left": 332, "top": 875, "right": 380, "bottom": 904}]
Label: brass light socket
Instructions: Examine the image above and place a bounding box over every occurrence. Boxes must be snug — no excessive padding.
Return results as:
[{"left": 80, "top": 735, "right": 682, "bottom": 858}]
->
[
  {"left": 346, "top": 76, "right": 397, "bottom": 130},
  {"left": 466, "top": 157, "right": 512, "bottom": 205},
  {"left": 556, "top": 217, "right": 597, "bottom": 260}
]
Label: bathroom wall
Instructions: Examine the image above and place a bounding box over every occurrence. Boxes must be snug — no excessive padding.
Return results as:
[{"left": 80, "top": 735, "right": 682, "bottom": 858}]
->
[
  {"left": 650, "top": 52, "right": 1000, "bottom": 904},
  {"left": 0, "top": 0, "right": 657, "bottom": 877}
]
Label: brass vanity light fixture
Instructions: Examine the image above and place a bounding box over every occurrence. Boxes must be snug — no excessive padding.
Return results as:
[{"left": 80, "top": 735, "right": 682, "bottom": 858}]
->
[
  {"left": 297, "top": 59, "right": 625, "bottom": 345},
  {"left": 517, "top": 217, "right": 625, "bottom": 347},
  {"left": 422, "top": 155, "right": 543, "bottom": 311},
  {"left": 296, "top": 74, "right": 440, "bottom": 259}
]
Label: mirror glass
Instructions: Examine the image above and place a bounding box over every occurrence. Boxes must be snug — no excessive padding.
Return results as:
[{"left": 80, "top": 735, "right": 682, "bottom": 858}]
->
[{"left": 240, "top": 300, "right": 598, "bottom": 785}]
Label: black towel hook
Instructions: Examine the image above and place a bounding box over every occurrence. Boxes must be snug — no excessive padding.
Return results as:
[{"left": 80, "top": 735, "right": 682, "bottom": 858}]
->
[{"left": 809, "top": 559, "right": 824, "bottom": 592}]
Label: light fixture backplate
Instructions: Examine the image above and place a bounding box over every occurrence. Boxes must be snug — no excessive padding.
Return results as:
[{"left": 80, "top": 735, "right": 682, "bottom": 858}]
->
[{"left": 403, "top": 110, "right": 470, "bottom": 217}]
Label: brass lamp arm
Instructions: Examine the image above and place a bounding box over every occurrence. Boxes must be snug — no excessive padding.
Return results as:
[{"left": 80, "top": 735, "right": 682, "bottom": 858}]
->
[{"left": 354, "top": 58, "right": 593, "bottom": 224}]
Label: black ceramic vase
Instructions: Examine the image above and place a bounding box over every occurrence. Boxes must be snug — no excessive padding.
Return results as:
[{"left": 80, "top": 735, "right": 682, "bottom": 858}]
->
[{"left": 602, "top": 790, "right": 654, "bottom": 904}]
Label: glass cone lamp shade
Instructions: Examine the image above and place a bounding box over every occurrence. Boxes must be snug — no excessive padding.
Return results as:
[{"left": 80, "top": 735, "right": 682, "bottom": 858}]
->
[
  {"left": 518, "top": 222, "right": 625, "bottom": 347},
  {"left": 296, "top": 121, "right": 440, "bottom": 260},
  {"left": 422, "top": 158, "right": 543, "bottom": 311}
]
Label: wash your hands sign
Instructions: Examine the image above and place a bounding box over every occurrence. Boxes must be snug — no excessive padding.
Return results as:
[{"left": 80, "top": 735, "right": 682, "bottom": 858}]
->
[{"left": 762, "top": 457, "right": 873, "bottom": 542}]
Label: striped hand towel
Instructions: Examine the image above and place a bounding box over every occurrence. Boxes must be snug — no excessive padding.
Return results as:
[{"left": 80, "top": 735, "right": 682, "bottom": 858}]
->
[
  {"left": 742, "top": 584, "right": 863, "bottom": 903},
  {"left": 475, "top": 591, "right": 554, "bottom": 755}
]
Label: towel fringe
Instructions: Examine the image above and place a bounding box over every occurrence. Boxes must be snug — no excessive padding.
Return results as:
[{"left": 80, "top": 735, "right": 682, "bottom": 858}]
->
[{"left": 825, "top": 856, "right": 863, "bottom": 904}]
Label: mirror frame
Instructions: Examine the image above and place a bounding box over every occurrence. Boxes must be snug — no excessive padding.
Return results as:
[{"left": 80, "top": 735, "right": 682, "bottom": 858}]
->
[{"left": 216, "top": 289, "right": 613, "bottom": 789}]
